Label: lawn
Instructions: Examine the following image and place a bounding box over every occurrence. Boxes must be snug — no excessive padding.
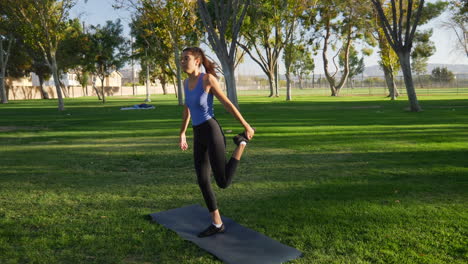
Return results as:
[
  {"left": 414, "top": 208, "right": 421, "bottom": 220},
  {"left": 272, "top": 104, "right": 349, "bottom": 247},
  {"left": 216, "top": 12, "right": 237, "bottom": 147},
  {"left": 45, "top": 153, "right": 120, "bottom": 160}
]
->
[{"left": 1, "top": 94, "right": 467, "bottom": 263}]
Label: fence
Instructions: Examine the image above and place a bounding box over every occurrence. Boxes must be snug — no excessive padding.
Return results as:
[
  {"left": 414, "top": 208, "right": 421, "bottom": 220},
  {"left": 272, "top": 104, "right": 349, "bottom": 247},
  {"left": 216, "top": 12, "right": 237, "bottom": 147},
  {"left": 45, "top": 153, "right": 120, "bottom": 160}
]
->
[
  {"left": 6, "top": 73, "right": 468, "bottom": 100},
  {"left": 5, "top": 83, "right": 176, "bottom": 100},
  {"left": 234, "top": 73, "right": 468, "bottom": 96}
]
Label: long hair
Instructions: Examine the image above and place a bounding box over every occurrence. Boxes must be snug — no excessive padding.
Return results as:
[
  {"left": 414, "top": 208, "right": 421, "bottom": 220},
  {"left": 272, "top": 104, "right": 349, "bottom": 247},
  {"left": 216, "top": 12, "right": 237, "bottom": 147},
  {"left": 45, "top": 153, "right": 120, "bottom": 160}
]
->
[{"left": 183, "top": 47, "right": 218, "bottom": 78}]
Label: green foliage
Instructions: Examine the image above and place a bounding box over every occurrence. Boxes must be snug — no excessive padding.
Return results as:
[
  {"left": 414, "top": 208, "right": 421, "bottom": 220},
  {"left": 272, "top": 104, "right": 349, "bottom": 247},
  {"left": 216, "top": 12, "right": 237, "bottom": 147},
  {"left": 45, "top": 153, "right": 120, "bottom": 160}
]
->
[
  {"left": 431, "top": 67, "right": 455, "bottom": 82},
  {"left": 56, "top": 19, "right": 92, "bottom": 73},
  {"left": 288, "top": 44, "right": 315, "bottom": 80},
  {"left": 3, "top": 0, "right": 78, "bottom": 56},
  {"left": 126, "top": 0, "right": 200, "bottom": 103},
  {"left": 418, "top": 1, "right": 449, "bottom": 25},
  {"left": 129, "top": 8, "right": 183, "bottom": 89},
  {"left": 411, "top": 29, "right": 435, "bottom": 75},
  {"left": 412, "top": 30, "right": 436, "bottom": 59},
  {"left": 88, "top": 19, "right": 129, "bottom": 79},
  {"left": 241, "top": 0, "right": 290, "bottom": 66},
  {"left": 339, "top": 46, "right": 365, "bottom": 79},
  {"left": 449, "top": 0, "right": 468, "bottom": 16},
  {"left": 3, "top": 40, "right": 32, "bottom": 78}
]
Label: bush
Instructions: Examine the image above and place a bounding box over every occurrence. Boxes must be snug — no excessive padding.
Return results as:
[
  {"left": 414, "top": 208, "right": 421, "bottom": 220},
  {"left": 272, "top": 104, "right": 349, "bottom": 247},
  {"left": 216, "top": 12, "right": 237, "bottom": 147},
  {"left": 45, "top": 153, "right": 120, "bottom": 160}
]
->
[{"left": 431, "top": 67, "right": 455, "bottom": 82}]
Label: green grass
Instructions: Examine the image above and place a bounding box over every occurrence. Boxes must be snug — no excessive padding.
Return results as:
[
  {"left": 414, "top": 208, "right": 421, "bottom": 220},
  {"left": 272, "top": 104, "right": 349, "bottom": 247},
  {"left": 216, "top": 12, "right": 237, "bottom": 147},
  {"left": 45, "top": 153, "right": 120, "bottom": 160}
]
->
[{"left": 1, "top": 94, "right": 467, "bottom": 264}]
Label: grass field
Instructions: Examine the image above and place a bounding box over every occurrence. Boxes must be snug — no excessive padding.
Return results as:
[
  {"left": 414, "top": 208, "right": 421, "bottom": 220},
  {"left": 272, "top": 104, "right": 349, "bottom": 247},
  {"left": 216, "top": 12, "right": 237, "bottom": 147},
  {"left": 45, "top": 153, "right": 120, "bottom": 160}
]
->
[{"left": 1, "top": 94, "right": 467, "bottom": 263}]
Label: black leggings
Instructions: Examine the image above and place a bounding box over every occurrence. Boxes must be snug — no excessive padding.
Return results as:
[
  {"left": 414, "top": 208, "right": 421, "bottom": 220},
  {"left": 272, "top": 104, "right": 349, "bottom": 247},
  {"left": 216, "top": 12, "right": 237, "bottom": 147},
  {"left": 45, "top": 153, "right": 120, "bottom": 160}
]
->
[{"left": 193, "top": 118, "right": 239, "bottom": 212}]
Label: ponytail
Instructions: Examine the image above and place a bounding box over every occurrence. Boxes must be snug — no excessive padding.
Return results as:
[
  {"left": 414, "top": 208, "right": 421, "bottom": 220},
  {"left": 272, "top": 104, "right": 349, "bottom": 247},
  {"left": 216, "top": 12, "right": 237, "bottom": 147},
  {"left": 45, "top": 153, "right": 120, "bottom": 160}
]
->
[{"left": 183, "top": 47, "right": 218, "bottom": 78}]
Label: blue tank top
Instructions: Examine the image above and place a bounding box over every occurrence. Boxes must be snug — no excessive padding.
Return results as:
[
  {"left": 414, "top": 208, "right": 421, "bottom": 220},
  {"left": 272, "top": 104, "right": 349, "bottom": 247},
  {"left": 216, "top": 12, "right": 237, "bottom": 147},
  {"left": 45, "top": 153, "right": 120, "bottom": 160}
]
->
[{"left": 184, "top": 73, "right": 214, "bottom": 126}]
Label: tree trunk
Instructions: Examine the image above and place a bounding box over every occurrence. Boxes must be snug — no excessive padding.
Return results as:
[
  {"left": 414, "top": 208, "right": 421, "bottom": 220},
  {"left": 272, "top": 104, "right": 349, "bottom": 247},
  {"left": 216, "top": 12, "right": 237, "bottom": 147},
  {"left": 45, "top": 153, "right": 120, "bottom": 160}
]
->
[
  {"left": 285, "top": 70, "right": 292, "bottom": 101},
  {"left": 83, "top": 84, "right": 88, "bottom": 96},
  {"left": 171, "top": 77, "right": 178, "bottom": 98},
  {"left": 274, "top": 62, "right": 279, "bottom": 97},
  {"left": 38, "top": 74, "right": 50, "bottom": 99},
  {"left": 267, "top": 71, "right": 275, "bottom": 98},
  {"left": 417, "top": 74, "right": 424, "bottom": 88},
  {"left": 222, "top": 60, "right": 239, "bottom": 108},
  {"left": 382, "top": 64, "right": 398, "bottom": 100},
  {"left": 50, "top": 55, "right": 64, "bottom": 111},
  {"left": 82, "top": 81, "right": 88, "bottom": 96},
  {"left": 322, "top": 20, "right": 338, "bottom": 96},
  {"left": 197, "top": 0, "right": 247, "bottom": 109},
  {"left": 322, "top": 17, "right": 353, "bottom": 97},
  {"left": 91, "top": 76, "right": 102, "bottom": 100},
  {"left": 398, "top": 51, "right": 422, "bottom": 112},
  {"left": 59, "top": 79, "right": 69, "bottom": 98},
  {"left": 145, "top": 49, "right": 151, "bottom": 102},
  {"left": 0, "top": 38, "right": 13, "bottom": 104},
  {"left": 100, "top": 78, "right": 106, "bottom": 103},
  {"left": 0, "top": 69, "right": 7, "bottom": 104},
  {"left": 161, "top": 79, "right": 167, "bottom": 95},
  {"left": 93, "top": 84, "right": 102, "bottom": 100},
  {"left": 174, "top": 47, "right": 183, "bottom": 106}
]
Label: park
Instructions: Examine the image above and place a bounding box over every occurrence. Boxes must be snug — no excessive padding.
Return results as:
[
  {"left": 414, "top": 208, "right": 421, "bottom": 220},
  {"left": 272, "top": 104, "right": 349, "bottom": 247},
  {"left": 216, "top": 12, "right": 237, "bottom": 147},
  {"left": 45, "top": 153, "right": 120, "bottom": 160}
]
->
[{"left": 1, "top": 0, "right": 467, "bottom": 264}]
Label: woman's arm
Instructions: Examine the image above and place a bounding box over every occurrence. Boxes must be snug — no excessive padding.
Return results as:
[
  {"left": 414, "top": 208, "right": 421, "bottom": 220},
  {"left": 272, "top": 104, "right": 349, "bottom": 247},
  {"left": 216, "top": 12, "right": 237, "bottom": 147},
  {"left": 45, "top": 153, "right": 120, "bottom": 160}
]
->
[
  {"left": 179, "top": 105, "right": 190, "bottom": 151},
  {"left": 206, "top": 74, "right": 255, "bottom": 140}
]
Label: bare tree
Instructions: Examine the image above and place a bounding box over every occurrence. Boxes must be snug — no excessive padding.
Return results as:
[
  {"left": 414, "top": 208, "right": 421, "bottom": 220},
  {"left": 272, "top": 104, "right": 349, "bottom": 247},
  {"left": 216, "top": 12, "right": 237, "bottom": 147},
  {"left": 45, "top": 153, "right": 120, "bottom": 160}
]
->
[
  {"left": 197, "top": 0, "right": 251, "bottom": 108},
  {"left": 442, "top": 0, "right": 467, "bottom": 57}
]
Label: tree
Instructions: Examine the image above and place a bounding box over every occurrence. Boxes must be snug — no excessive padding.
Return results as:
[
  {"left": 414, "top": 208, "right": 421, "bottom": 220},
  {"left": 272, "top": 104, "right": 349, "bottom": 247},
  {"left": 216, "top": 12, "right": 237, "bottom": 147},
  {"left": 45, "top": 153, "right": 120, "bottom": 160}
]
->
[
  {"left": 373, "top": 15, "right": 401, "bottom": 99},
  {"left": 318, "top": 0, "right": 374, "bottom": 96},
  {"left": 118, "top": 0, "right": 199, "bottom": 105},
  {"left": 25, "top": 46, "right": 52, "bottom": 99},
  {"left": 339, "top": 46, "right": 366, "bottom": 88},
  {"left": 3, "top": 39, "right": 34, "bottom": 99},
  {"left": 150, "top": 63, "right": 175, "bottom": 95},
  {"left": 431, "top": 67, "right": 455, "bottom": 83},
  {"left": 0, "top": 2, "right": 15, "bottom": 103},
  {"left": 442, "top": 0, "right": 467, "bottom": 57},
  {"left": 197, "top": 0, "right": 251, "bottom": 108},
  {"left": 411, "top": 29, "right": 435, "bottom": 87},
  {"left": 4, "top": 0, "right": 79, "bottom": 110},
  {"left": 0, "top": 28, "right": 13, "bottom": 104},
  {"left": 238, "top": 0, "right": 289, "bottom": 98},
  {"left": 288, "top": 44, "right": 315, "bottom": 90},
  {"left": 130, "top": 11, "right": 159, "bottom": 102},
  {"left": 283, "top": 0, "right": 308, "bottom": 101},
  {"left": 371, "top": 0, "right": 446, "bottom": 112},
  {"left": 88, "top": 19, "right": 129, "bottom": 103}
]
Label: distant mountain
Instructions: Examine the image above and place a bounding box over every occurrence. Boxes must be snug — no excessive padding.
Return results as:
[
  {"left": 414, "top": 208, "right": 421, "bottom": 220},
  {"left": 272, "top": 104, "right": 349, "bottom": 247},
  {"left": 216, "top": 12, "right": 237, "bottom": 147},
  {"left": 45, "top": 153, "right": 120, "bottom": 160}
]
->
[{"left": 363, "top": 64, "right": 468, "bottom": 77}]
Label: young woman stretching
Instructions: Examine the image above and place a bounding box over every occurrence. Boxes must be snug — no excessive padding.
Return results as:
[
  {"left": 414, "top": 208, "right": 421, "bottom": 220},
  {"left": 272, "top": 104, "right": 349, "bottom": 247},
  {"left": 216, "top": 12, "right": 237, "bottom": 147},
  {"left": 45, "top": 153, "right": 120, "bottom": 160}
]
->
[{"left": 179, "top": 47, "right": 255, "bottom": 238}]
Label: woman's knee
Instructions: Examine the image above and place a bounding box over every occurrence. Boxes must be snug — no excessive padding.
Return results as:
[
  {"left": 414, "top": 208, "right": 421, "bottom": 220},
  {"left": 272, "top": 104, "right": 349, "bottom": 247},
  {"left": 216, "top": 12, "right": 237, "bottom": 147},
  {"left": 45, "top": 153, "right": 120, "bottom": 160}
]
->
[{"left": 214, "top": 177, "right": 229, "bottom": 189}]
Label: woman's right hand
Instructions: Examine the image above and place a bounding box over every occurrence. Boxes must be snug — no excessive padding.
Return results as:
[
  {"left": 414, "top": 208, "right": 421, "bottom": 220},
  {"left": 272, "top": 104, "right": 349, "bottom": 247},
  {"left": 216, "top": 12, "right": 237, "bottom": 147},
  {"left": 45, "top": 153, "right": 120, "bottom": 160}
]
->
[
  {"left": 179, "top": 134, "right": 188, "bottom": 151},
  {"left": 245, "top": 125, "right": 255, "bottom": 140}
]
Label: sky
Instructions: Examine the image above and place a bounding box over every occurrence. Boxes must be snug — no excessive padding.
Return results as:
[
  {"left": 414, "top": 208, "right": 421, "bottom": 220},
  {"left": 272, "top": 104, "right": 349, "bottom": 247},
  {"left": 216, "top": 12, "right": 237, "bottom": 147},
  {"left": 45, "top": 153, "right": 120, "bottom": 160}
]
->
[{"left": 70, "top": 0, "right": 468, "bottom": 75}]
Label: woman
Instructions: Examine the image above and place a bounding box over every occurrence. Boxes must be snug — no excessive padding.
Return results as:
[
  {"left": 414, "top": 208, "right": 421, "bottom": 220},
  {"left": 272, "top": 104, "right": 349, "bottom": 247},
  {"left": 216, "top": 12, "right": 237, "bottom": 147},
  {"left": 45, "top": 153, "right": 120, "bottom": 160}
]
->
[{"left": 179, "top": 47, "right": 255, "bottom": 238}]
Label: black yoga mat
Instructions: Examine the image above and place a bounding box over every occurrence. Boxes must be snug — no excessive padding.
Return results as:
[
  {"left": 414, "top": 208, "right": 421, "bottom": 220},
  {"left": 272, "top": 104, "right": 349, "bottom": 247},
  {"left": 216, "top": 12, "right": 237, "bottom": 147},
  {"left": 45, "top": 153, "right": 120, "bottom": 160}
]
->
[{"left": 149, "top": 204, "right": 303, "bottom": 264}]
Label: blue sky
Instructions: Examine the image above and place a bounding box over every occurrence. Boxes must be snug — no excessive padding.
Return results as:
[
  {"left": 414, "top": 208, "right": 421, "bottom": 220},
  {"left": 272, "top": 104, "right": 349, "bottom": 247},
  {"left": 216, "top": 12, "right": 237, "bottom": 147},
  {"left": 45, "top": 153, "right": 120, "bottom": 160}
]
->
[{"left": 70, "top": 0, "right": 468, "bottom": 75}]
